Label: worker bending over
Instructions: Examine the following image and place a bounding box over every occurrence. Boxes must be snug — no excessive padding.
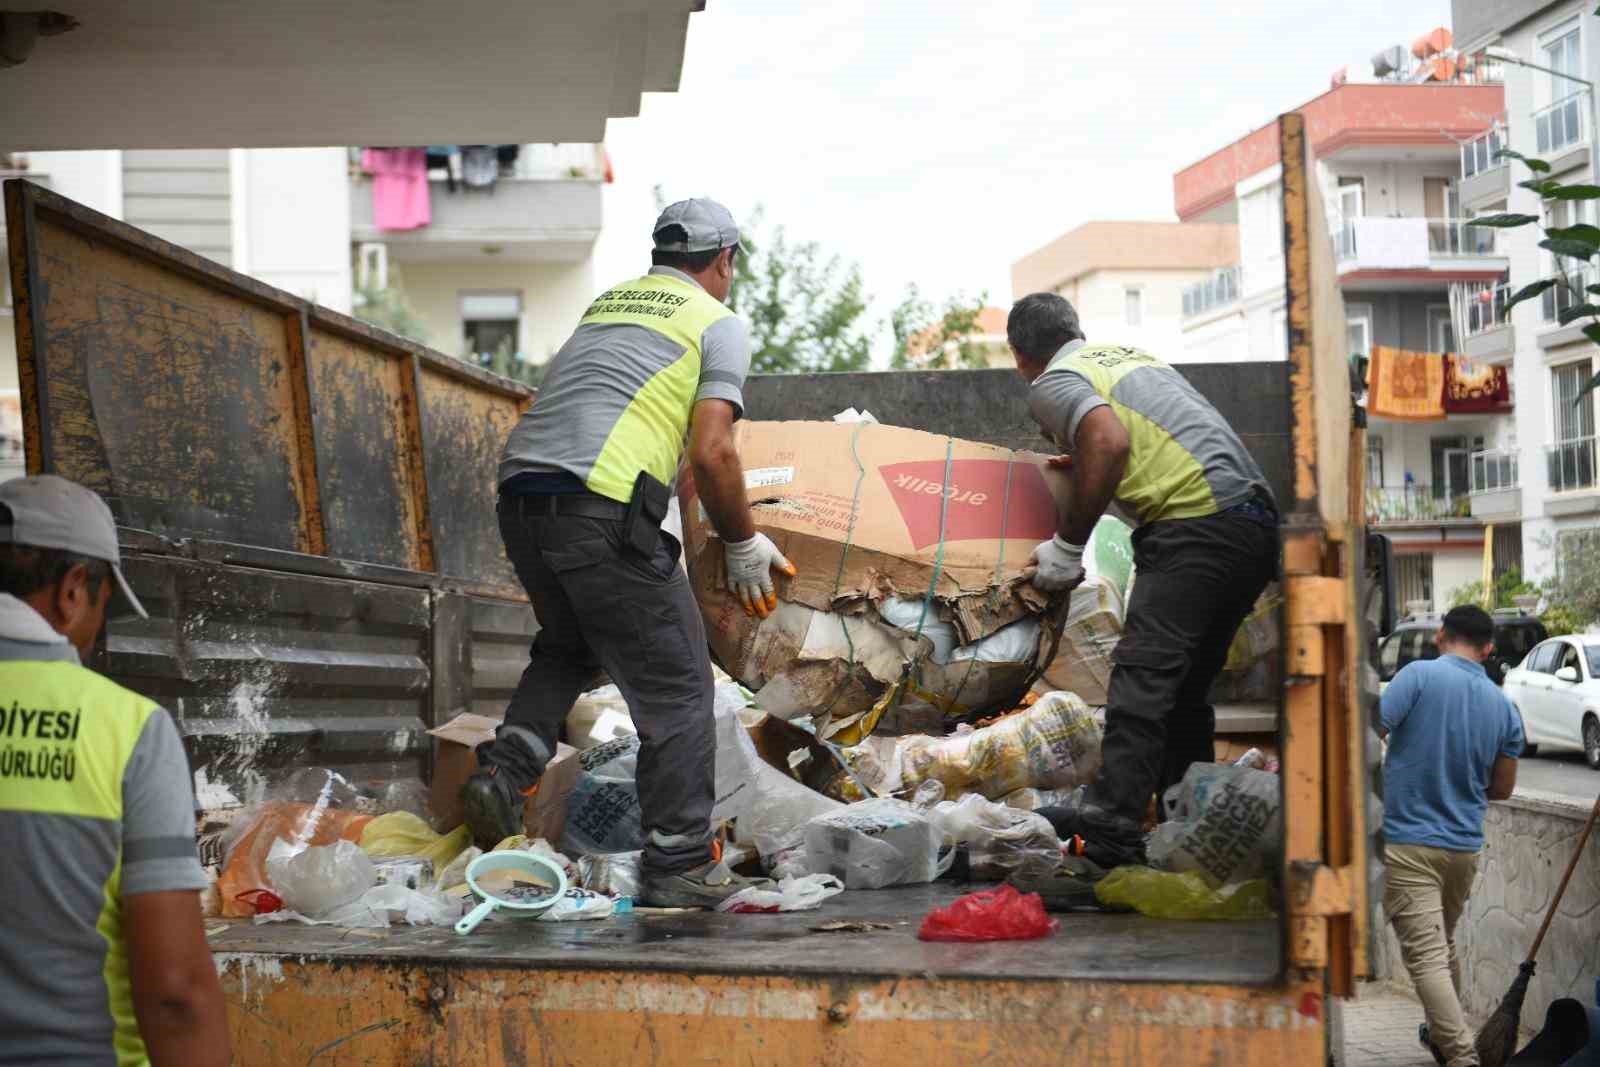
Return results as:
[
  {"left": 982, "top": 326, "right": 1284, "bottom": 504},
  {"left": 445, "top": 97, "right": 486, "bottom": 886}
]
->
[
  {"left": 464, "top": 199, "right": 790, "bottom": 907},
  {"left": 1008, "top": 292, "right": 1279, "bottom": 869}
]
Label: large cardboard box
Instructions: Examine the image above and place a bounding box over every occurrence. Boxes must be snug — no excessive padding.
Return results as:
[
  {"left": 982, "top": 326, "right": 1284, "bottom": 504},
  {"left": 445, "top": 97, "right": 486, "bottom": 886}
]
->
[
  {"left": 428, "top": 713, "right": 578, "bottom": 840},
  {"left": 680, "top": 420, "right": 1070, "bottom": 740}
]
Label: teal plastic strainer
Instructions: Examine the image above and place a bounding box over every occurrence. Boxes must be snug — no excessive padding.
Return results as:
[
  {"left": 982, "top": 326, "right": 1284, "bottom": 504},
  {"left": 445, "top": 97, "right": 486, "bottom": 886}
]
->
[{"left": 454, "top": 850, "right": 568, "bottom": 935}]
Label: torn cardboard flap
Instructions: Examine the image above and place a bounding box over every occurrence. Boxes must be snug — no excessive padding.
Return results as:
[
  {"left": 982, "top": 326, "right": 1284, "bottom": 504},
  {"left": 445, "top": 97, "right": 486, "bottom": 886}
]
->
[{"left": 683, "top": 420, "right": 1071, "bottom": 735}]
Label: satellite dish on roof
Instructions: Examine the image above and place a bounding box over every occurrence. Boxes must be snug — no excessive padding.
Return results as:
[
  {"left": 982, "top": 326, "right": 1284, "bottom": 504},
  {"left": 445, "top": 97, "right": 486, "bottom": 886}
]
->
[{"left": 1372, "top": 44, "right": 1404, "bottom": 78}]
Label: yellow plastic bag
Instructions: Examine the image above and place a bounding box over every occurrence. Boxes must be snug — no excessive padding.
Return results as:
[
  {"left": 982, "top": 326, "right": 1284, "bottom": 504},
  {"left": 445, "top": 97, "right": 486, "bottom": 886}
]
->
[
  {"left": 1093, "top": 866, "right": 1273, "bottom": 921},
  {"left": 359, "top": 812, "right": 471, "bottom": 871}
]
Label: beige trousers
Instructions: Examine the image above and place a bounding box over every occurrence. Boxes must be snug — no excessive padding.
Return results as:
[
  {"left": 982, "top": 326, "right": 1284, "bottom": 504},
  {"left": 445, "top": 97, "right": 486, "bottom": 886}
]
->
[{"left": 1383, "top": 843, "right": 1481, "bottom": 1067}]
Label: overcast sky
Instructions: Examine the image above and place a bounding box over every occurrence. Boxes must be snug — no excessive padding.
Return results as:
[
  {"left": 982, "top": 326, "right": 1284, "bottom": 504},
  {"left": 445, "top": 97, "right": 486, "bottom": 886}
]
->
[{"left": 594, "top": 0, "right": 1452, "bottom": 356}]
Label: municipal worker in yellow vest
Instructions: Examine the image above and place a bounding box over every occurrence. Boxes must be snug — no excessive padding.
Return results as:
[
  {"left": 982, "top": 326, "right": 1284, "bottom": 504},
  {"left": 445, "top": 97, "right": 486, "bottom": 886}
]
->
[
  {"left": 465, "top": 199, "right": 789, "bottom": 907},
  {"left": 1007, "top": 293, "right": 1279, "bottom": 872},
  {"left": 0, "top": 475, "right": 228, "bottom": 1066}
]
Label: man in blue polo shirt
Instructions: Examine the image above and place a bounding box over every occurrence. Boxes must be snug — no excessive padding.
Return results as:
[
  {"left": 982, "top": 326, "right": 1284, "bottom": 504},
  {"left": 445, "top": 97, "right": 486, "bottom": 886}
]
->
[{"left": 1380, "top": 604, "right": 1522, "bottom": 1067}]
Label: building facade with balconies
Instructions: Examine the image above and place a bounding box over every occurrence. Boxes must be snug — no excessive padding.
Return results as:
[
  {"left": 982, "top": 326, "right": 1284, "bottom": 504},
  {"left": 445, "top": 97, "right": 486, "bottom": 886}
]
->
[
  {"left": 1173, "top": 65, "right": 1512, "bottom": 609},
  {"left": 1010, "top": 221, "right": 1241, "bottom": 364},
  {"left": 1454, "top": 0, "right": 1600, "bottom": 585}
]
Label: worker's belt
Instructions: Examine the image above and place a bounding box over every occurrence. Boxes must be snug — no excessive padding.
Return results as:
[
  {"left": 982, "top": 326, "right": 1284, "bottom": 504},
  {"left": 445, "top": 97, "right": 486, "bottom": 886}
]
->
[{"left": 501, "top": 491, "right": 629, "bottom": 522}]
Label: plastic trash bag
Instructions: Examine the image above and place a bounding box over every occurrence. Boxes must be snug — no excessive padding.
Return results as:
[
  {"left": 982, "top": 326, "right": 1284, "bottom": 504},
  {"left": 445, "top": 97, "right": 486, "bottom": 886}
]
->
[
  {"left": 897, "top": 691, "right": 1102, "bottom": 801},
  {"left": 1093, "top": 866, "right": 1273, "bottom": 921},
  {"left": 360, "top": 812, "right": 472, "bottom": 871},
  {"left": 917, "top": 885, "right": 1059, "bottom": 942},
  {"left": 802, "top": 797, "right": 950, "bottom": 889},
  {"left": 566, "top": 685, "right": 637, "bottom": 751},
  {"left": 928, "top": 793, "right": 1062, "bottom": 882},
  {"left": 560, "top": 737, "right": 644, "bottom": 855},
  {"left": 716, "top": 873, "right": 845, "bottom": 913},
  {"left": 218, "top": 769, "right": 374, "bottom": 918},
  {"left": 1146, "top": 763, "right": 1282, "bottom": 886},
  {"left": 534, "top": 886, "right": 617, "bottom": 923},
  {"left": 255, "top": 882, "right": 459, "bottom": 928},
  {"left": 435, "top": 846, "right": 481, "bottom": 891},
  {"left": 999, "top": 787, "right": 1077, "bottom": 812},
  {"left": 738, "top": 762, "right": 843, "bottom": 873},
  {"left": 576, "top": 851, "right": 643, "bottom": 900},
  {"left": 265, "top": 839, "right": 375, "bottom": 917}
]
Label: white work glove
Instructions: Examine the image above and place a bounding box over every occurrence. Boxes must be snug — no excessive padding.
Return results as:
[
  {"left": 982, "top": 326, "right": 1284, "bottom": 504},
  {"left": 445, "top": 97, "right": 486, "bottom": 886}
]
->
[
  {"left": 1027, "top": 535, "right": 1086, "bottom": 593},
  {"left": 724, "top": 533, "right": 796, "bottom": 619}
]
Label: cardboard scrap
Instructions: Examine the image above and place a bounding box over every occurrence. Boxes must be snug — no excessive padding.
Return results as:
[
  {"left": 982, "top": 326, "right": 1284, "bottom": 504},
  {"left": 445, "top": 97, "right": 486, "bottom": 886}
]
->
[{"left": 680, "top": 420, "right": 1071, "bottom": 737}]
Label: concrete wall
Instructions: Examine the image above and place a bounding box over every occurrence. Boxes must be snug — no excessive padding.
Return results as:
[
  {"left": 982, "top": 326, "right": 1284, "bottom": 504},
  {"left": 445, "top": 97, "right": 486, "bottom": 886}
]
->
[
  {"left": 1373, "top": 794, "right": 1600, "bottom": 1034},
  {"left": 1454, "top": 0, "right": 1558, "bottom": 49},
  {"left": 399, "top": 258, "right": 596, "bottom": 364},
  {"left": 1057, "top": 267, "right": 1216, "bottom": 364},
  {"left": 24, "top": 150, "right": 122, "bottom": 219}
]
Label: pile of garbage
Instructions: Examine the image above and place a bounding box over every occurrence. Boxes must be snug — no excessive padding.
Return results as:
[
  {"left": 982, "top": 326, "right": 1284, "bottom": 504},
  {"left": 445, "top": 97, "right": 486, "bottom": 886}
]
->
[{"left": 202, "top": 421, "right": 1285, "bottom": 932}]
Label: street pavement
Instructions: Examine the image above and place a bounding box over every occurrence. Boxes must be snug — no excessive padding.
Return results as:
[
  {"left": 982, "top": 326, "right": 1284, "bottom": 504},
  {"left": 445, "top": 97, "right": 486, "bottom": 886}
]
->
[
  {"left": 1340, "top": 983, "right": 1438, "bottom": 1066},
  {"left": 1515, "top": 751, "right": 1598, "bottom": 807}
]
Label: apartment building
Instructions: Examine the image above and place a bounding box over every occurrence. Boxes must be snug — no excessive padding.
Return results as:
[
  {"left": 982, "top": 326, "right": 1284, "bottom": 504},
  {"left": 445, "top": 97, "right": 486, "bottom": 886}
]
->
[
  {"left": 0, "top": 144, "right": 606, "bottom": 473},
  {"left": 1010, "top": 221, "right": 1240, "bottom": 362},
  {"left": 1452, "top": 0, "right": 1600, "bottom": 586},
  {"left": 1173, "top": 48, "right": 1510, "bottom": 608}
]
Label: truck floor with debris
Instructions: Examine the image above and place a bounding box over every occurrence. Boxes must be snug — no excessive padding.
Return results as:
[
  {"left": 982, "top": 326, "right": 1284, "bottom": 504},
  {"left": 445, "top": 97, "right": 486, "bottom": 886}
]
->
[{"left": 4, "top": 109, "right": 1381, "bottom": 1064}]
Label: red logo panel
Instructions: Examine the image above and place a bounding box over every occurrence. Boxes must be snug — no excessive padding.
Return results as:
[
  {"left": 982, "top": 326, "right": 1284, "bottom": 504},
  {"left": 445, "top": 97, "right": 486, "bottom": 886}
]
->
[{"left": 879, "top": 459, "right": 1056, "bottom": 550}]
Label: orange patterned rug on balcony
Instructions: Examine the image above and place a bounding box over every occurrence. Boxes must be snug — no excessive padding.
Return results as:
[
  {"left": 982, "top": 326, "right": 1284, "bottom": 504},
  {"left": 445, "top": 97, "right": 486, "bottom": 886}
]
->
[{"left": 1368, "top": 345, "right": 1445, "bottom": 421}]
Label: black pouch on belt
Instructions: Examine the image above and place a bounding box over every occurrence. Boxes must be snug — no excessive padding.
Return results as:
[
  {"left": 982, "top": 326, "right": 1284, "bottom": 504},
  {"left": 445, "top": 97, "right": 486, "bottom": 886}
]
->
[{"left": 623, "top": 470, "right": 670, "bottom": 558}]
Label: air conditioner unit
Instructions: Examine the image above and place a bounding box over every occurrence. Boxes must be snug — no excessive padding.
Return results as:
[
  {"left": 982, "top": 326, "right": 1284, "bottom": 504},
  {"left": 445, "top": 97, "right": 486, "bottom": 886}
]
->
[{"left": 1372, "top": 44, "right": 1404, "bottom": 79}]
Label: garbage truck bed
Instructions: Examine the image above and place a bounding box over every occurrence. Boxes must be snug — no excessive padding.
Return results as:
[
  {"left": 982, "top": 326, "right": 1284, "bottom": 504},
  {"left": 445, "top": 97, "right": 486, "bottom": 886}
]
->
[{"left": 211, "top": 883, "right": 1311, "bottom": 1064}]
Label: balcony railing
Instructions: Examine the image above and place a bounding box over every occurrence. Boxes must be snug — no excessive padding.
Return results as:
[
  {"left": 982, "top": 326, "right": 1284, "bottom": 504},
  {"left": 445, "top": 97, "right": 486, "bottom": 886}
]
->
[
  {"left": 1182, "top": 265, "right": 1242, "bottom": 319},
  {"left": 1547, "top": 436, "right": 1598, "bottom": 493},
  {"left": 1471, "top": 449, "right": 1519, "bottom": 494},
  {"left": 1365, "top": 485, "right": 1472, "bottom": 523},
  {"left": 1464, "top": 282, "right": 1511, "bottom": 338},
  {"left": 1534, "top": 91, "right": 1589, "bottom": 156},
  {"left": 1334, "top": 217, "right": 1498, "bottom": 263},
  {"left": 1461, "top": 120, "right": 1509, "bottom": 179},
  {"left": 1542, "top": 266, "right": 1596, "bottom": 324},
  {"left": 1428, "top": 218, "right": 1498, "bottom": 256}
]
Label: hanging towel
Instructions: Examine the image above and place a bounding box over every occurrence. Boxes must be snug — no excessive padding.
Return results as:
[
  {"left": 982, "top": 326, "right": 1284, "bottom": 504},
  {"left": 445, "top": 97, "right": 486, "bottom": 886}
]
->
[
  {"left": 1368, "top": 345, "right": 1445, "bottom": 420},
  {"left": 1445, "top": 353, "right": 1512, "bottom": 413},
  {"left": 1351, "top": 217, "right": 1430, "bottom": 269},
  {"left": 361, "top": 148, "right": 431, "bottom": 231}
]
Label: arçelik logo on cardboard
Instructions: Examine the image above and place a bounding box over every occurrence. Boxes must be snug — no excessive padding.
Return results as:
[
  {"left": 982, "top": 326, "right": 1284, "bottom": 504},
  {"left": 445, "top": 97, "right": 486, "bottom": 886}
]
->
[{"left": 879, "top": 459, "right": 1057, "bottom": 550}]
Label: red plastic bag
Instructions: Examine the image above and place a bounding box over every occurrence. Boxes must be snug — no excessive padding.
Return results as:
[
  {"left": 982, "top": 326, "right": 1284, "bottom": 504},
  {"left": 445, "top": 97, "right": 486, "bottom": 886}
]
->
[{"left": 917, "top": 885, "right": 1059, "bottom": 942}]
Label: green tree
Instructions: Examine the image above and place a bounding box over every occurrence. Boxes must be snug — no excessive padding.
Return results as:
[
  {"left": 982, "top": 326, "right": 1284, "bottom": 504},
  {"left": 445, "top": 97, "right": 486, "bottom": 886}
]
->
[
  {"left": 1536, "top": 531, "right": 1600, "bottom": 634},
  {"left": 1448, "top": 566, "right": 1538, "bottom": 610},
  {"left": 725, "top": 212, "right": 874, "bottom": 374},
  {"left": 352, "top": 282, "right": 429, "bottom": 344},
  {"left": 888, "top": 285, "right": 991, "bottom": 370}
]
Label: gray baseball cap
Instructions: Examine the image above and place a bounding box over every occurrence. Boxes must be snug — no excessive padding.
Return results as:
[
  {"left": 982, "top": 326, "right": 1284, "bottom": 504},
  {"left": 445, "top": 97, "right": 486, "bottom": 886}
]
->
[
  {"left": 652, "top": 198, "right": 741, "bottom": 253},
  {"left": 0, "top": 475, "right": 147, "bottom": 619}
]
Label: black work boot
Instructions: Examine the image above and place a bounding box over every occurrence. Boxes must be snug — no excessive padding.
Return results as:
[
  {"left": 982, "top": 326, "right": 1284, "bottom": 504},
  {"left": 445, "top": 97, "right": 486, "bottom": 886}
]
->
[
  {"left": 460, "top": 766, "right": 528, "bottom": 850},
  {"left": 1037, "top": 786, "right": 1148, "bottom": 870}
]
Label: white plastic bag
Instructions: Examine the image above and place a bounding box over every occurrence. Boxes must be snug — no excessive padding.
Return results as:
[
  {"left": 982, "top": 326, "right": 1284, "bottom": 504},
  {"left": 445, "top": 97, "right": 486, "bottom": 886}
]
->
[
  {"left": 265, "top": 839, "right": 375, "bottom": 917},
  {"left": 802, "top": 797, "right": 950, "bottom": 889},
  {"left": 1146, "top": 763, "right": 1282, "bottom": 886},
  {"left": 716, "top": 873, "right": 845, "bottom": 913},
  {"left": 738, "top": 763, "right": 843, "bottom": 869},
  {"left": 255, "top": 882, "right": 458, "bottom": 928},
  {"left": 576, "top": 851, "right": 643, "bottom": 900},
  {"left": 928, "top": 793, "right": 1061, "bottom": 881},
  {"left": 535, "top": 886, "right": 617, "bottom": 923}
]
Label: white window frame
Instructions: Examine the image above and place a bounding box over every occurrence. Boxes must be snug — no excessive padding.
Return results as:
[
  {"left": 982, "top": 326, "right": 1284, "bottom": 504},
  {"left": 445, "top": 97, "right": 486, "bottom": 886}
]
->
[
  {"left": 1427, "top": 305, "right": 1455, "bottom": 354},
  {"left": 1366, "top": 435, "right": 1384, "bottom": 487},
  {"left": 1124, "top": 286, "right": 1143, "bottom": 327},
  {"left": 1346, "top": 303, "right": 1373, "bottom": 360},
  {"left": 1337, "top": 176, "right": 1365, "bottom": 222},
  {"left": 1551, "top": 358, "right": 1597, "bottom": 443},
  {"left": 1538, "top": 15, "right": 1583, "bottom": 108},
  {"left": 460, "top": 290, "right": 524, "bottom": 362}
]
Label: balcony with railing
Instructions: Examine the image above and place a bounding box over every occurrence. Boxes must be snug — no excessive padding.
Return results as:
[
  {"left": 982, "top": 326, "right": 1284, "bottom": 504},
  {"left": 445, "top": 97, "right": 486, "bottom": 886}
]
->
[
  {"left": 1365, "top": 484, "right": 1474, "bottom": 525},
  {"left": 1547, "top": 436, "right": 1598, "bottom": 495},
  {"left": 350, "top": 143, "right": 605, "bottom": 260},
  {"left": 1461, "top": 120, "right": 1511, "bottom": 208},
  {"left": 1333, "top": 216, "right": 1505, "bottom": 276},
  {"left": 1534, "top": 92, "right": 1590, "bottom": 164},
  {"left": 1181, "top": 265, "right": 1242, "bottom": 321},
  {"left": 1541, "top": 265, "right": 1596, "bottom": 325},
  {"left": 1460, "top": 281, "right": 1514, "bottom": 361},
  {"left": 1469, "top": 447, "right": 1520, "bottom": 519}
]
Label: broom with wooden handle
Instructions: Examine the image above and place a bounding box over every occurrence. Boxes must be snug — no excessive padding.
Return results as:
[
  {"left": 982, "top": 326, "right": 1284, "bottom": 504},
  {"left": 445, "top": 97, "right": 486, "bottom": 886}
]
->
[{"left": 1475, "top": 787, "right": 1600, "bottom": 1067}]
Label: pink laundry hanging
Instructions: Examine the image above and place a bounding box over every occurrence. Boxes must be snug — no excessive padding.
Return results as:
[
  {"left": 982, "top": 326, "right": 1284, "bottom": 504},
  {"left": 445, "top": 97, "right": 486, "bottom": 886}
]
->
[{"left": 361, "top": 148, "right": 430, "bottom": 231}]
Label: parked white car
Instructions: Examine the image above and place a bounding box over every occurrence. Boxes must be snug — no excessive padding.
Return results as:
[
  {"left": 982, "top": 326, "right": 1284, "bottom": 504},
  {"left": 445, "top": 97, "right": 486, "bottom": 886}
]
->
[{"left": 1502, "top": 635, "right": 1600, "bottom": 770}]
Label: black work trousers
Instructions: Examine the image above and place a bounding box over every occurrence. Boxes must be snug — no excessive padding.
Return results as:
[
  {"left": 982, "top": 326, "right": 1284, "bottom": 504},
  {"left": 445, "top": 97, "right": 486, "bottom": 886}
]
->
[
  {"left": 1086, "top": 507, "right": 1279, "bottom": 822},
  {"left": 483, "top": 498, "right": 715, "bottom": 877}
]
